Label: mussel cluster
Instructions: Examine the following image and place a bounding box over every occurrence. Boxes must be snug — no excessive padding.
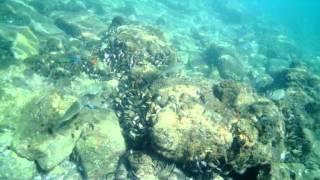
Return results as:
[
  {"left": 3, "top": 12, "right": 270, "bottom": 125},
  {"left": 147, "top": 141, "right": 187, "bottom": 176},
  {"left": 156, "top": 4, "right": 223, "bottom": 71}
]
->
[{"left": 98, "top": 24, "right": 177, "bottom": 148}]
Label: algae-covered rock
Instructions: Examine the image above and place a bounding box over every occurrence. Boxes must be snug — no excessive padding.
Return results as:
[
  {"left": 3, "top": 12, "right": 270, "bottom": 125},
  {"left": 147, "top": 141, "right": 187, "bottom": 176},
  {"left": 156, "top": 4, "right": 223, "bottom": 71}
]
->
[
  {"left": 271, "top": 66, "right": 320, "bottom": 92},
  {"left": 54, "top": 17, "right": 82, "bottom": 37},
  {"left": 203, "top": 43, "right": 247, "bottom": 80},
  {"left": 11, "top": 27, "right": 39, "bottom": 60},
  {"left": 126, "top": 150, "right": 186, "bottom": 179},
  {"left": 213, "top": 80, "right": 241, "bottom": 107},
  {"left": 127, "top": 151, "right": 159, "bottom": 179},
  {"left": 0, "top": 0, "right": 63, "bottom": 62},
  {"left": 0, "top": 26, "right": 39, "bottom": 61},
  {"left": 262, "top": 66, "right": 320, "bottom": 179},
  {"left": 216, "top": 54, "right": 247, "bottom": 80},
  {"left": 0, "top": 150, "right": 37, "bottom": 179},
  {"left": 149, "top": 78, "right": 234, "bottom": 163},
  {"left": 11, "top": 91, "right": 81, "bottom": 170},
  {"left": 73, "top": 109, "right": 126, "bottom": 179},
  {"left": 149, "top": 78, "right": 284, "bottom": 177},
  {"left": 271, "top": 162, "right": 320, "bottom": 180}
]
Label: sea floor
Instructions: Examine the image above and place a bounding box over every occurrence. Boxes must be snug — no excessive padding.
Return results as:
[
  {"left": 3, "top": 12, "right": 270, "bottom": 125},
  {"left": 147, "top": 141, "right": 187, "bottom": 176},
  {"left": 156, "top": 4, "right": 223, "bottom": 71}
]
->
[{"left": 0, "top": 0, "right": 320, "bottom": 179}]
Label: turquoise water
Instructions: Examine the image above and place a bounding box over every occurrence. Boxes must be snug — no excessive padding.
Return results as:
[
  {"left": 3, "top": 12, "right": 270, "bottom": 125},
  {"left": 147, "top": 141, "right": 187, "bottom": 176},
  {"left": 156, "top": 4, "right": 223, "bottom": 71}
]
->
[
  {"left": 0, "top": 0, "right": 320, "bottom": 179},
  {"left": 247, "top": 0, "right": 320, "bottom": 56}
]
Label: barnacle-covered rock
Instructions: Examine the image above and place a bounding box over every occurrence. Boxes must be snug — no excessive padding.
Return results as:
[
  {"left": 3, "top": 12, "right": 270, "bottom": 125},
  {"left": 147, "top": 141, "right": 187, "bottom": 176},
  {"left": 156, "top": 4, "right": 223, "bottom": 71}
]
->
[
  {"left": 11, "top": 91, "right": 81, "bottom": 170},
  {"left": 73, "top": 110, "right": 126, "bottom": 179},
  {"left": 100, "top": 24, "right": 177, "bottom": 80}
]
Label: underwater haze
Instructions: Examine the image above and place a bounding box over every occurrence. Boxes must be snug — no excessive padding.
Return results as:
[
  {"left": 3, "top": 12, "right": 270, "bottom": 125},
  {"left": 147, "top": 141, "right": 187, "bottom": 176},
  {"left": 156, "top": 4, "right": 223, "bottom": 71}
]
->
[
  {"left": 247, "top": 0, "right": 320, "bottom": 56},
  {"left": 0, "top": 0, "right": 320, "bottom": 179}
]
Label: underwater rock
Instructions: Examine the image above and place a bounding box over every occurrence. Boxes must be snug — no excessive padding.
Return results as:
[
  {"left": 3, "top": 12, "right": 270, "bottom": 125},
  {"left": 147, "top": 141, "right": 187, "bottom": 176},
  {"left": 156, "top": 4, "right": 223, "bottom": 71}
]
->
[
  {"left": 0, "top": 125, "right": 14, "bottom": 152},
  {"left": 29, "top": 0, "right": 61, "bottom": 15},
  {"left": 73, "top": 110, "right": 126, "bottom": 179},
  {"left": 0, "top": 35, "right": 15, "bottom": 68},
  {"left": 203, "top": 43, "right": 247, "bottom": 80},
  {"left": 272, "top": 66, "right": 320, "bottom": 91},
  {"left": 11, "top": 91, "right": 81, "bottom": 170},
  {"left": 125, "top": 150, "right": 186, "bottom": 179},
  {"left": 213, "top": 80, "right": 241, "bottom": 107},
  {"left": 112, "top": 76, "right": 154, "bottom": 148},
  {"left": 0, "top": 0, "right": 32, "bottom": 26},
  {"left": 110, "top": 16, "right": 126, "bottom": 28},
  {"left": 99, "top": 24, "right": 177, "bottom": 81},
  {"left": 216, "top": 54, "right": 247, "bottom": 81},
  {"left": 149, "top": 77, "right": 234, "bottom": 163},
  {"left": 148, "top": 78, "right": 284, "bottom": 177},
  {"left": 36, "top": 160, "right": 81, "bottom": 180},
  {"left": 25, "top": 38, "right": 102, "bottom": 80},
  {"left": 54, "top": 18, "right": 82, "bottom": 37},
  {"left": 0, "top": 0, "right": 64, "bottom": 62},
  {"left": 264, "top": 67, "right": 320, "bottom": 167},
  {"left": 203, "top": 43, "right": 225, "bottom": 70},
  {"left": 126, "top": 151, "right": 159, "bottom": 179},
  {"left": 259, "top": 34, "right": 300, "bottom": 60},
  {"left": 0, "top": 150, "right": 37, "bottom": 179},
  {"left": 268, "top": 89, "right": 286, "bottom": 101},
  {"left": 266, "top": 58, "right": 291, "bottom": 75},
  {"left": 271, "top": 162, "right": 320, "bottom": 180},
  {"left": 11, "top": 27, "right": 40, "bottom": 61}
]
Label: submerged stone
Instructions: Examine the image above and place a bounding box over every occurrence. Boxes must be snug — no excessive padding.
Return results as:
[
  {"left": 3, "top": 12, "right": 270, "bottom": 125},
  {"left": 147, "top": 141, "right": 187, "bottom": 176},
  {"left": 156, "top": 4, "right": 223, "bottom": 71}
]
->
[
  {"left": 149, "top": 77, "right": 284, "bottom": 176},
  {"left": 11, "top": 91, "right": 81, "bottom": 170},
  {"left": 0, "top": 150, "right": 37, "bottom": 179},
  {"left": 54, "top": 18, "right": 82, "bottom": 37},
  {"left": 37, "top": 160, "right": 82, "bottom": 180},
  {"left": 125, "top": 150, "right": 185, "bottom": 179},
  {"left": 73, "top": 110, "right": 126, "bottom": 179},
  {"left": 149, "top": 78, "right": 234, "bottom": 163}
]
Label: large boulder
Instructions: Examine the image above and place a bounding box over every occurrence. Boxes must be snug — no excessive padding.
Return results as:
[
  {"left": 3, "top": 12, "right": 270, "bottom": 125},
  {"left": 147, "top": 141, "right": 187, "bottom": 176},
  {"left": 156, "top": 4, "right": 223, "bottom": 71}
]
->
[
  {"left": 11, "top": 91, "right": 81, "bottom": 170},
  {"left": 149, "top": 78, "right": 234, "bottom": 166},
  {"left": 149, "top": 78, "right": 284, "bottom": 176}
]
